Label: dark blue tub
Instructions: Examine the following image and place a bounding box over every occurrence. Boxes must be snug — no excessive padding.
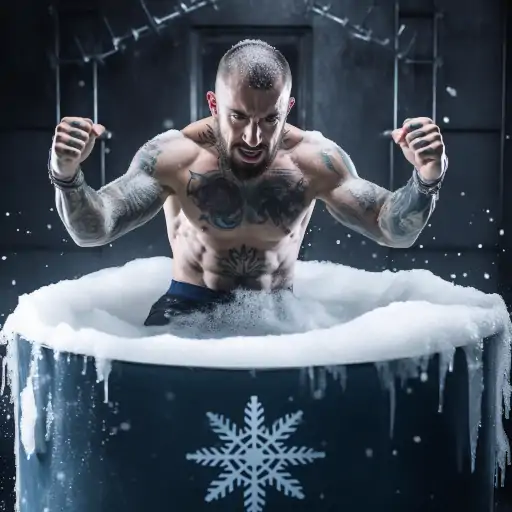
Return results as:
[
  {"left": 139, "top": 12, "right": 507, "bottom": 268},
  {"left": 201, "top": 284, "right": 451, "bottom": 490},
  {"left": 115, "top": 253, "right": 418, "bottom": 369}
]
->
[{"left": 9, "top": 332, "right": 503, "bottom": 512}]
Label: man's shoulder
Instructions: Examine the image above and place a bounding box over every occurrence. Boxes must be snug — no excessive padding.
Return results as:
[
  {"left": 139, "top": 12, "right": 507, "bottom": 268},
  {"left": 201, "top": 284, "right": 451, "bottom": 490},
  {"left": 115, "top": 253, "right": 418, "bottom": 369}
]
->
[
  {"left": 286, "top": 128, "right": 333, "bottom": 168},
  {"left": 141, "top": 128, "right": 201, "bottom": 175},
  {"left": 284, "top": 126, "right": 338, "bottom": 156},
  {"left": 289, "top": 130, "right": 356, "bottom": 194},
  {"left": 181, "top": 117, "right": 216, "bottom": 148}
]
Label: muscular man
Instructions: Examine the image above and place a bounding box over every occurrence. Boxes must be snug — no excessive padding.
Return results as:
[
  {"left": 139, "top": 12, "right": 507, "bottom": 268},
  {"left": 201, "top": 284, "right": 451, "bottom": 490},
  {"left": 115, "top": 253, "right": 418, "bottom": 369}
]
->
[{"left": 49, "top": 39, "right": 447, "bottom": 326}]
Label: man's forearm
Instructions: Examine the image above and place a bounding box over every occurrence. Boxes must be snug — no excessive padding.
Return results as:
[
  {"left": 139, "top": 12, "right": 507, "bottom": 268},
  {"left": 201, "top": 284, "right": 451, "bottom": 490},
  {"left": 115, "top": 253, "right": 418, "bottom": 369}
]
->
[
  {"left": 51, "top": 132, "right": 175, "bottom": 247},
  {"left": 54, "top": 169, "right": 165, "bottom": 247},
  {"left": 378, "top": 174, "right": 436, "bottom": 248},
  {"left": 55, "top": 174, "right": 111, "bottom": 247}
]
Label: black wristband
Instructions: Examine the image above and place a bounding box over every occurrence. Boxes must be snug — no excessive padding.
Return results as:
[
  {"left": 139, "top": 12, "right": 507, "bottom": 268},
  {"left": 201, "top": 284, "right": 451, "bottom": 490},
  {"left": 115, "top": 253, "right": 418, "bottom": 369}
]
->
[
  {"left": 48, "top": 167, "right": 85, "bottom": 190},
  {"left": 412, "top": 168, "right": 444, "bottom": 196},
  {"left": 47, "top": 149, "right": 85, "bottom": 190}
]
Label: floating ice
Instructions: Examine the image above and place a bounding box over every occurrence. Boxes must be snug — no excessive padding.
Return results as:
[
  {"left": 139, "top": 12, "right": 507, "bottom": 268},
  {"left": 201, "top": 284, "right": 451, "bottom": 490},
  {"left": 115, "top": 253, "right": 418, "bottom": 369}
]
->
[
  {"left": 446, "top": 86, "right": 457, "bottom": 97},
  {"left": 1, "top": 257, "right": 511, "bottom": 484}
]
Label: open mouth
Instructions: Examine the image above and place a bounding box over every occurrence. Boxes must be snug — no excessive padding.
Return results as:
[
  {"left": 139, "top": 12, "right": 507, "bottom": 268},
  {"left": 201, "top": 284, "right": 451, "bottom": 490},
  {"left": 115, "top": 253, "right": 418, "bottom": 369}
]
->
[{"left": 237, "top": 147, "right": 264, "bottom": 162}]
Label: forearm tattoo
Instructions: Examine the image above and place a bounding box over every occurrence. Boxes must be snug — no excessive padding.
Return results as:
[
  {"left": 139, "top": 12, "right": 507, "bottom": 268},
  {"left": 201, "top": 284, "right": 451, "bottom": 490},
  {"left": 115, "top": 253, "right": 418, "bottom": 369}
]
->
[
  {"left": 55, "top": 131, "right": 176, "bottom": 246},
  {"left": 321, "top": 144, "right": 434, "bottom": 247},
  {"left": 378, "top": 177, "right": 435, "bottom": 246},
  {"left": 326, "top": 179, "right": 390, "bottom": 242}
]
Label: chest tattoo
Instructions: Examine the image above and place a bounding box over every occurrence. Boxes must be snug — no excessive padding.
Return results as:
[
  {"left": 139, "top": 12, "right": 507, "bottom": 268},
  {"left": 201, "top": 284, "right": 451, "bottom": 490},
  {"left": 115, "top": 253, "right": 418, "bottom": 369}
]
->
[{"left": 185, "top": 169, "right": 307, "bottom": 231}]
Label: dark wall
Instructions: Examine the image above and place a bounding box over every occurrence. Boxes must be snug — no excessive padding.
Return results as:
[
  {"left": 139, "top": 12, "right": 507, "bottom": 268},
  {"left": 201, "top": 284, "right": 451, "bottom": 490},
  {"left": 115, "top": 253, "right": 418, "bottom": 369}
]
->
[{"left": 0, "top": 0, "right": 510, "bottom": 509}]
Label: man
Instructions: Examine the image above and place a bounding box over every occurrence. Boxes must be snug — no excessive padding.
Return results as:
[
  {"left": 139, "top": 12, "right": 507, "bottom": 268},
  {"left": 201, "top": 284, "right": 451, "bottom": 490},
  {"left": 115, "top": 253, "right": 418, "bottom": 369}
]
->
[{"left": 49, "top": 39, "right": 447, "bottom": 326}]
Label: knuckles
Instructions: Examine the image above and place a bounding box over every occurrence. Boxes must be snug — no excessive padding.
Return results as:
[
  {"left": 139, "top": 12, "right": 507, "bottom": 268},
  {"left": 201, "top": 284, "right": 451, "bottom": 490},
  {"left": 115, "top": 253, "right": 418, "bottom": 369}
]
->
[{"left": 58, "top": 117, "right": 92, "bottom": 134}]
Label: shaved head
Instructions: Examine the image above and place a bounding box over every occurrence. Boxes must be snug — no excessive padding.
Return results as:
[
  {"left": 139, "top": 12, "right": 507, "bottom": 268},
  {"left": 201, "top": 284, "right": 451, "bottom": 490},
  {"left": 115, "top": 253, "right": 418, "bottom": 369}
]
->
[
  {"left": 216, "top": 39, "right": 292, "bottom": 92},
  {"left": 207, "top": 39, "right": 295, "bottom": 180}
]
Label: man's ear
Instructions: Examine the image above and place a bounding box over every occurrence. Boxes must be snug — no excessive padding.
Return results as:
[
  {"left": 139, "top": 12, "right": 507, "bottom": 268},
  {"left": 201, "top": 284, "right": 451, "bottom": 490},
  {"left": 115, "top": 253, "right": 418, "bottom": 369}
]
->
[
  {"left": 288, "top": 97, "right": 296, "bottom": 113},
  {"left": 206, "top": 91, "right": 218, "bottom": 116}
]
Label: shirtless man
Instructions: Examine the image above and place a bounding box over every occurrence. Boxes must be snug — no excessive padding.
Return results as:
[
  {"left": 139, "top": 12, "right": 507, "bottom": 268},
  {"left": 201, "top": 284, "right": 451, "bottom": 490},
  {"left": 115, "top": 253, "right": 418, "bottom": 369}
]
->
[{"left": 49, "top": 39, "right": 448, "bottom": 326}]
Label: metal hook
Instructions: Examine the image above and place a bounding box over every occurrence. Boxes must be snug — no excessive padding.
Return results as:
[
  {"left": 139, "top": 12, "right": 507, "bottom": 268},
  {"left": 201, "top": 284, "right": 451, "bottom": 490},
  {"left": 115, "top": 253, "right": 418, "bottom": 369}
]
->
[
  {"left": 103, "top": 16, "right": 122, "bottom": 51},
  {"left": 139, "top": 0, "right": 161, "bottom": 34},
  {"left": 74, "top": 36, "right": 90, "bottom": 63}
]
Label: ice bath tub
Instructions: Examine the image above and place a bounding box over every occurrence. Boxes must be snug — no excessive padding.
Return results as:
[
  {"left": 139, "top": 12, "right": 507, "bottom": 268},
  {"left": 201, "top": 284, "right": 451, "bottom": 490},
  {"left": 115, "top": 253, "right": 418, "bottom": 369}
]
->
[{"left": 1, "top": 257, "right": 511, "bottom": 512}]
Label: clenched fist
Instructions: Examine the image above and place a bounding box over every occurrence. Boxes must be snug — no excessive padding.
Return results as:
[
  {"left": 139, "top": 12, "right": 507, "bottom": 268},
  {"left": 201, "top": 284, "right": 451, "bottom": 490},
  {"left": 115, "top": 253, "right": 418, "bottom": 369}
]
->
[
  {"left": 392, "top": 117, "right": 447, "bottom": 182},
  {"left": 51, "top": 117, "right": 105, "bottom": 179}
]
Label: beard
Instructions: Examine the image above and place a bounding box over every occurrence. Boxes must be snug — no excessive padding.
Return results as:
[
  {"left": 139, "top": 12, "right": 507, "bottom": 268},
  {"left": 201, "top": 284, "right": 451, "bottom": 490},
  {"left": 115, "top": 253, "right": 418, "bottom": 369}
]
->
[{"left": 213, "top": 121, "right": 284, "bottom": 180}]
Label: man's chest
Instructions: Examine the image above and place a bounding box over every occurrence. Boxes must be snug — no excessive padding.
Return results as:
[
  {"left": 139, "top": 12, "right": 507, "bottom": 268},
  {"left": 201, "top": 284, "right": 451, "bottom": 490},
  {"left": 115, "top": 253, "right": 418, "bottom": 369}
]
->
[{"left": 173, "top": 167, "right": 314, "bottom": 235}]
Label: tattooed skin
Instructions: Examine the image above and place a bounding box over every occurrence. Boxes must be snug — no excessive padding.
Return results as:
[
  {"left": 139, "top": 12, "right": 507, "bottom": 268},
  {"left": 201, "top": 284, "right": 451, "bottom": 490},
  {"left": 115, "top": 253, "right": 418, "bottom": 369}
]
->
[
  {"left": 377, "top": 178, "right": 434, "bottom": 246},
  {"left": 54, "top": 131, "right": 177, "bottom": 246},
  {"left": 321, "top": 144, "right": 435, "bottom": 247},
  {"left": 186, "top": 169, "right": 307, "bottom": 234},
  {"left": 216, "top": 245, "right": 267, "bottom": 284},
  {"left": 196, "top": 124, "right": 216, "bottom": 147}
]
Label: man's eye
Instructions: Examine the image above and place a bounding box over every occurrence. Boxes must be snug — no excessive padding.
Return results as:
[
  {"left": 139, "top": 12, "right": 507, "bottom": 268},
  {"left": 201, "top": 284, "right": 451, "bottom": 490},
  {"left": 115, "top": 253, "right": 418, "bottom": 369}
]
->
[
  {"left": 231, "top": 114, "right": 245, "bottom": 121},
  {"left": 265, "top": 116, "right": 279, "bottom": 123}
]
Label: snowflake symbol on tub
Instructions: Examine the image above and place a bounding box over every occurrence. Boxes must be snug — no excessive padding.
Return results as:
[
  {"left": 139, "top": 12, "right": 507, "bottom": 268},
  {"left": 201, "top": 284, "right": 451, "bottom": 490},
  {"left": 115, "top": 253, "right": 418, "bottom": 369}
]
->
[{"left": 186, "top": 395, "right": 326, "bottom": 512}]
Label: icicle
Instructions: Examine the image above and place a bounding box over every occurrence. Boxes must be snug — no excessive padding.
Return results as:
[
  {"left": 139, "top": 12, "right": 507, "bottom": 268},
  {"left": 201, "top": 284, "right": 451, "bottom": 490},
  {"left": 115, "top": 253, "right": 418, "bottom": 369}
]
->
[
  {"left": 82, "top": 356, "right": 88, "bottom": 376},
  {"left": 463, "top": 341, "right": 484, "bottom": 473},
  {"left": 325, "top": 365, "right": 347, "bottom": 390},
  {"left": 306, "top": 366, "right": 315, "bottom": 396},
  {"left": 45, "top": 393, "right": 53, "bottom": 442},
  {"left": 301, "top": 366, "right": 349, "bottom": 400},
  {"left": 20, "top": 345, "right": 41, "bottom": 459},
  {"left": 375, "top": 362, "right": 396, "bottom": 438},
  {"left": 313, "top": 367, "right": 328, "bottom": 399},
  {"left": 395, "top": 356, "right": 430, "bottom": 387},
  {"left": 94, "top": 358, "right": 112, "bottom": 404},
  {"left": 1, "top": 355, "right": 7, "bottom": 395},
  {"left": 438, "top": 348, "right": 455, "bottom": 413},
  {"left": 494, "top": 326, "right": 512, "bottom": 486}
]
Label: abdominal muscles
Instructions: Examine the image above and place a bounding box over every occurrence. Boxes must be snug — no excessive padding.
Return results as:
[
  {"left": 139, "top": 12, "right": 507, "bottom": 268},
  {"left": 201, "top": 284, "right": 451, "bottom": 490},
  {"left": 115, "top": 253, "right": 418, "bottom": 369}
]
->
[{"left": 167, "top": 212, "right": 308, "bottom": 291}]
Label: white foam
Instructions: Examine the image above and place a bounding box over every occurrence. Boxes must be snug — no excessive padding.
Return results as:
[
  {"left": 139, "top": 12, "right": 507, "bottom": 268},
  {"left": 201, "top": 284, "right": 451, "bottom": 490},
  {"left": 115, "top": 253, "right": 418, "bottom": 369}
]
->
[
  {"left": 0, "top": 257, "right": 511, "bottom": 484},
  {"left": 1, "top": 258, "right": 508, "bottom": 367}
]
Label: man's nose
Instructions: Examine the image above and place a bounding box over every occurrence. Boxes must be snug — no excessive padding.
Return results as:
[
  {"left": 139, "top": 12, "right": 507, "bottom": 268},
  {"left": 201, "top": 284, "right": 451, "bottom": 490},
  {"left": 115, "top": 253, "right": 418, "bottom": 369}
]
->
[{"left": 242, "top": 121, "right": 262, "bottom": 148}]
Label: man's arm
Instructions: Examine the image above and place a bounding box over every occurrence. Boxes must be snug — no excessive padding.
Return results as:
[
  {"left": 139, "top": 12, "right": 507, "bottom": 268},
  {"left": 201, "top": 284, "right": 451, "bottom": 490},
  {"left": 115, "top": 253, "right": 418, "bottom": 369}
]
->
[
  {"left": 314, "top": 141, "right": 437, "bottom": 248},
  {"left": 54, "top": 130, "right": 185, "bottom": 247}
]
